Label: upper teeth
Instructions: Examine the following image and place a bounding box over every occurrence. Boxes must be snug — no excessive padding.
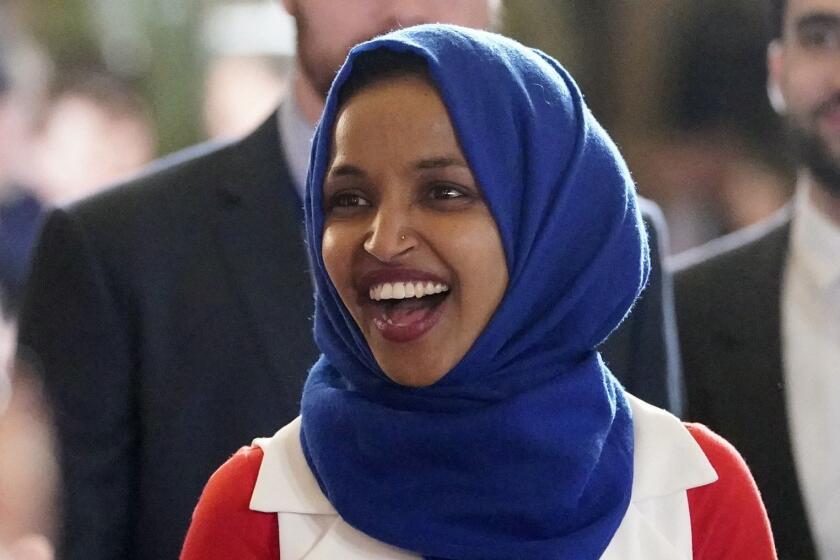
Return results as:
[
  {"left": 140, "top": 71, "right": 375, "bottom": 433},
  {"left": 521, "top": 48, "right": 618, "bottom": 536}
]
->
[{"left": 369, "top": 281, "right": 449, "bottom": 301}]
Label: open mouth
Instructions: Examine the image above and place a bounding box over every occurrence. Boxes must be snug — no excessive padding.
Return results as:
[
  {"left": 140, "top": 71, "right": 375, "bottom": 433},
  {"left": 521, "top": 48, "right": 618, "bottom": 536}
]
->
[
  {"left": 816, "top": 102, "right": 840, "bottom": 132},
  {"left": 366, "top": 281, "right": 450, "bottom": 343}
]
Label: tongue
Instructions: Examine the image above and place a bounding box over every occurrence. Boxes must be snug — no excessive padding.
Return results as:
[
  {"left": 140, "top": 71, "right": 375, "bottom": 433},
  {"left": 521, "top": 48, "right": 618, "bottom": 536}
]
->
[{"left": 385, "top": 298, "right": 436, "bottom": 326}]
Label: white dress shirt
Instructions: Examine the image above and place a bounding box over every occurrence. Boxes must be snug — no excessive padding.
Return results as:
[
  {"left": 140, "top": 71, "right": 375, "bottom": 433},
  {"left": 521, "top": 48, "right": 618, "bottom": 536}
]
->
[{"left": 783, "top": 186, "right": 840, "bottom": 560}]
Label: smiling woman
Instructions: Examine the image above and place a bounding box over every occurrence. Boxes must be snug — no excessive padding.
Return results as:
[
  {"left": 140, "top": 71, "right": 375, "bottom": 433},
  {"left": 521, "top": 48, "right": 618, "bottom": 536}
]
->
[
  {"left": 322, "top": 64, "right": 507, "bottom": 386},
  {"left": 181, "top": 25, "right": 777, "bottom": 560}
]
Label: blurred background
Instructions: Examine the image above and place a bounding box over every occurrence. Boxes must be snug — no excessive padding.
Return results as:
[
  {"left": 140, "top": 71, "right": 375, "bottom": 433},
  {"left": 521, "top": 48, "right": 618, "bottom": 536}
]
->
[
  {"left": 1, "top": 0, "right": 790, "bottom": 253},
  {"left": 0, "top": 0, "right": 791, "bottom": 553}
]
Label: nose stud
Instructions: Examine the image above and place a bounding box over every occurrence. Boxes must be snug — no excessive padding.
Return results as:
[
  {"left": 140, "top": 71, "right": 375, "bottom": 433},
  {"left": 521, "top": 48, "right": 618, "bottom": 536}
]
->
[{"left": 400, "top": 235, "right": 406, "bottom": 241}]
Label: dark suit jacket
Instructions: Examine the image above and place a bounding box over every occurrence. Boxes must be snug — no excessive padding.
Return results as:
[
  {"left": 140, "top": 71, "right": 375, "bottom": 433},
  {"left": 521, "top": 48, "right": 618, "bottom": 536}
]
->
[
  {"left": 673, "top": 206, "right": 817, "bottom": 560},
  {"left": 17, "top": 111, "right": 682, "bottom": 559},
  {"left": 601, "top": 199, "right": 684, "bottom": 417}
]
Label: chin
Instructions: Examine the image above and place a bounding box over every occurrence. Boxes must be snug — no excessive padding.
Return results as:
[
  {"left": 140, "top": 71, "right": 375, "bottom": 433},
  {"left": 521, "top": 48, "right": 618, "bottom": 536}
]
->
[{"left": 377, "top": 352, "right": 452, "bottom": 388}]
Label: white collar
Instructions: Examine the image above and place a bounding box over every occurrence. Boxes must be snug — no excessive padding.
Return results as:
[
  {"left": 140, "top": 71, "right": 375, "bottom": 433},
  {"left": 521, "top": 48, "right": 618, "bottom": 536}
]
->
[
  {"left": 250, "top": 417, "right": 334, "bottom": 515},
  {"left": 251, "top": 394, "right": 716, "bottom": 513},
  {"left": 790, "top": 184, "right": 840, "bottom": 292},
  {"left": 625, "top": 395, "right": 717, "bottom": 499}
]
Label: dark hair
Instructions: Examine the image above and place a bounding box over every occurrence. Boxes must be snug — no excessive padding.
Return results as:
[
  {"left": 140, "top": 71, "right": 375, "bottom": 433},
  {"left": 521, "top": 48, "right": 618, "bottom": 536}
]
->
[
  {"left": 769, "top": 0, "right": 785, "bottom": 39},
  {"left": 337, "top": 49, "right": 432, "bottom": 109},
  {"left": 50, "top": 71, "right": 150, "bottom": 123}
]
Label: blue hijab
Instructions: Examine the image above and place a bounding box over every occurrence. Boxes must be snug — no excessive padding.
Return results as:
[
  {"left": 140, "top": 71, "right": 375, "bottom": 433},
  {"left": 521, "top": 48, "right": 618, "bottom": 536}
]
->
[{"left": 301, "top": 25, "right": 650, "bottom": 560}]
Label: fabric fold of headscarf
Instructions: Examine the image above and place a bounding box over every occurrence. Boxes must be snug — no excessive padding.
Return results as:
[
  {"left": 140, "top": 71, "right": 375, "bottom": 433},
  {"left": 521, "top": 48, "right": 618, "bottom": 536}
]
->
[{"left": 300, "top": 25, "right": 650, "bottom": 560}]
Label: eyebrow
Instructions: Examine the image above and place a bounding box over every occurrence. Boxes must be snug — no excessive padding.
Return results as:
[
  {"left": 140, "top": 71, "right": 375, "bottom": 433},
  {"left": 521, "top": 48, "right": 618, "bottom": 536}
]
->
[
  {"left": 795, "top": 12, "right": 840, "bottom": 33},
  {"left": 327, "top": 163, "right": 364, "bottom": 178},
  {"left": 328, "top": 156, "right": 469, "bottom": 178},
  {"left": 414, "top": 156, "right": 469, "bottom": 170}
]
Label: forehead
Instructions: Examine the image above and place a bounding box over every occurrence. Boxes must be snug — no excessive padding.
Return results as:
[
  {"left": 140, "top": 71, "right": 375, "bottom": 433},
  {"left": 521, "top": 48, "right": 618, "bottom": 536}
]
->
[
  {"left": 326, "top": 75, "right": 478, "bottom": 183},
  {"left": 334, "top": 77, "right": 454, "bottom": 144}
]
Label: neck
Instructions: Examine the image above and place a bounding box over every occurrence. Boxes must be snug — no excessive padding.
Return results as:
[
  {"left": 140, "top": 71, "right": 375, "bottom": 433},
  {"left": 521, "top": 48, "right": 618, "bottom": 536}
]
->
[
  {"left": 801, "top": 170, "right": 840, "bottom": 227},
  {"left": 291, "top": 59, "right": 326, "bottom": 126}
]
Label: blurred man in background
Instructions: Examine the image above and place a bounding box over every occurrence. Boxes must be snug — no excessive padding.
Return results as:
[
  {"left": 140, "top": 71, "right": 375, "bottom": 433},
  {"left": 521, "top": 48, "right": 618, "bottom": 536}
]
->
[
  {"left": 1, "top": 31, "right": 153, "bottom": 312},
  {"left": 18, "top": 1, "right": 681, "bottom": 558},
  {"left": 0, "top": 28, "right": 48, "bottom": 313},
  {"left": 674, "top": 0, "right": 840, "bottom": 557},
  {"left": 29, "top": 72, "right": 156, "bottom": 206},
  {"left": 0, "top": 304, "right": 56, "bottom": 560},
  {"left": 0, "top": 16, "right": 55, "bottom": 560}
]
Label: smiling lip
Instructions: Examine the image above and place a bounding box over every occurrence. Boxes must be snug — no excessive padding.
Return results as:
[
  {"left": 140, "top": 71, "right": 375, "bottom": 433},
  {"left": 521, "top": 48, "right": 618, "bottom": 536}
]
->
[
  {"left": 356, "top": 268, "right": 450, "bottom": 343},
  {"left": 816, "top": 101, "right": 840, "bottom": 132}
]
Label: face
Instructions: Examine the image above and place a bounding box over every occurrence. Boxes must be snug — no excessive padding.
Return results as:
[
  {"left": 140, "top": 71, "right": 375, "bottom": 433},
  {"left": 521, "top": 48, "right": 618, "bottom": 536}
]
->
[
  {"left": 769, "top": 0, "right": 840, "bottom": 193},
  {"left": 321, "top": 76, "right": 508, "bottom": 387},
  {"left": 282, "top": 0, "right": 493, "bottom": 97}
]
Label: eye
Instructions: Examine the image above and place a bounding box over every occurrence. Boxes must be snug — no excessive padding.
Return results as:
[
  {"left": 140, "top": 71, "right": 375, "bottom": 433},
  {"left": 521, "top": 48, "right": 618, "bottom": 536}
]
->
[
  {"left": 428, "top": 183, "right": 468, "bottom": 201},
  {"left": 326, "top": 191, "right": 372, "bottom": 212},
  {"left": 798, "top": 24, "right": 840, "bottom": 50}
]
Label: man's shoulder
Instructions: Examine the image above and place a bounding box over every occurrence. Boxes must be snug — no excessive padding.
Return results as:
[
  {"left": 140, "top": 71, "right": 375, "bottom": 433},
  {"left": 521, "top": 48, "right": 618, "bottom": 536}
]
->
[
  {"left": 671, "top": 206, "right": 792, "bottom": 285},
  {"left": 70, "top": 137, "right": 243, "bottom": 225}
]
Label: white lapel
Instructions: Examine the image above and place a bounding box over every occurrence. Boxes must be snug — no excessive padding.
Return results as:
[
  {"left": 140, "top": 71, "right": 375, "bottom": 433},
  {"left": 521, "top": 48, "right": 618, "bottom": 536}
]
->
[
  {"left": 601, "top": 396, "right": 718, "bottom": 560},
  {"left": 249, "top": 396, "right": 718, "bottom": 560},
  {"left": 250, "top": 417, "right": 334, "bottom": 515},
  {"left": 251, "top": 418, "right": 420, "bottom": 559},
  {"left": 624, "top": 396, "right": 718, "bottom": 499}
]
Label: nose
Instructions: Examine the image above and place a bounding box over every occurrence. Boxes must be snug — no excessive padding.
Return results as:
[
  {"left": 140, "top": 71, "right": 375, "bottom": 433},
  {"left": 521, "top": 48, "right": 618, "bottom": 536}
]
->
[{"left": 363, "top": 203, "right": 416, "bottom": 262}]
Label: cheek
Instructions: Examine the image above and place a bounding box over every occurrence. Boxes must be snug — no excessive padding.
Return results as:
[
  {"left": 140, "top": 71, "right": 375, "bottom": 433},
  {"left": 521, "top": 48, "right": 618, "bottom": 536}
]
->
[
  {"left": 321, "top": 226, "right": 353, "bottom": 292},
  {"left": 444, "top": 220, "right": 508, "bottom": 317},
  {"left": 785, "top": 59, "right": 832, "bottom": 109}
]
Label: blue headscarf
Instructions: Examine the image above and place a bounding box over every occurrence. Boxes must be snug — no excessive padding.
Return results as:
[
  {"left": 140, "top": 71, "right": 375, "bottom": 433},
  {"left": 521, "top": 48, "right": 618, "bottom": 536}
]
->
[{"left": 301, "top": 25, "right": 650, "bottom": 560}]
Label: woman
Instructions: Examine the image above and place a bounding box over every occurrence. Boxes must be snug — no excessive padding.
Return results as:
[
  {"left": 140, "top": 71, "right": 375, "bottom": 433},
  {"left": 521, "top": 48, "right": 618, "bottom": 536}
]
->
[{"left": 181, "top": 25, "right": 775, "bottom": 560}]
